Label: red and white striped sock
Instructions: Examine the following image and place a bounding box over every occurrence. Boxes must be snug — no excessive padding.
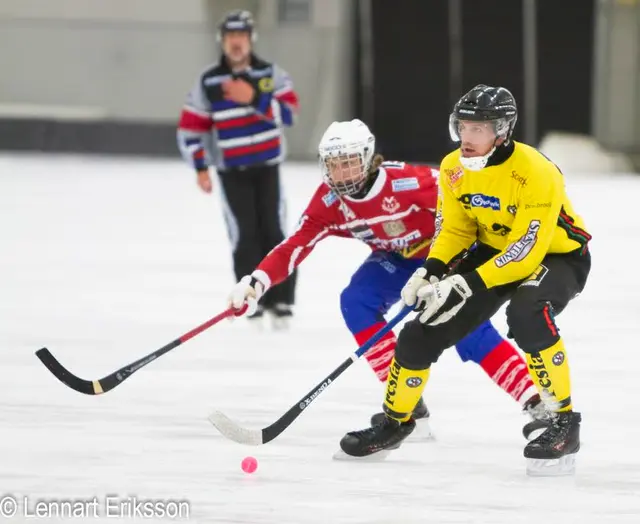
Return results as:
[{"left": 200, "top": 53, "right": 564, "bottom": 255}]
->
[
  {"left": 354, "top": 322, "right": 397, "bottom": 382},
  {"left": 479, "top": 340, "right": 537, "bottom": 405}
]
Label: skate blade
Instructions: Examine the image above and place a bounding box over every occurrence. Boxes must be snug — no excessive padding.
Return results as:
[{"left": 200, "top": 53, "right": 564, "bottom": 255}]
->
[
  {"left": 406, "top": 418, "right": 435, "bottom": 442},
  {"left": 332, "top": 449, "right": 392, "bottom": 462},
  {"left": 526, "top": 453, "right": 576, "bottom": 477}
]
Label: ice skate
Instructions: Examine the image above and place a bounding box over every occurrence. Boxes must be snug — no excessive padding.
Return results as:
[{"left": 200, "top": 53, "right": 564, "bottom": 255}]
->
[
  {"left": 525, "top": 411, "right": 581, "bottom": 476},
  {"left": 369, "top": 397, "right": 433, "bottom": 441},
  {"left": 268, "top": 303, "right": 293, "bottom": 330},
  {"left": 522, "top": 393, "right": 552, "bottom": 441},
  {"left": 336, "top": 416, "right": 415, "bottom": 459}
]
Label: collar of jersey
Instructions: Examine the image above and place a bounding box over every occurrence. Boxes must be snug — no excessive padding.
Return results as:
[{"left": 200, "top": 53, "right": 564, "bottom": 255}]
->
[
  {"left": 344, "top": 167, "right": 388, "bottom": 203},
  {"left": 484, "top": 140, "right": 516, "bottom": 167}
]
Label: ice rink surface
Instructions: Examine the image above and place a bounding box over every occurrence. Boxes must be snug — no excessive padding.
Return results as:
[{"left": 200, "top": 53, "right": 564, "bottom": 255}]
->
[{"left": 1, "top": 153, "right": 639, "bottom": 523}]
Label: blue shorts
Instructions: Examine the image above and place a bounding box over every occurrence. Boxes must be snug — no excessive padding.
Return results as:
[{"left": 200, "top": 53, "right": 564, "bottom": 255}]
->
[{"left": 340, "top": 251, "right": 503, "bottom": 364}]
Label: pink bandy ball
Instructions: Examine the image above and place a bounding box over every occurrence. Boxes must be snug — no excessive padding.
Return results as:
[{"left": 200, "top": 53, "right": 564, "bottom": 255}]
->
[{"left": 241, "top": 456, "right": 258, "bottom": 473}]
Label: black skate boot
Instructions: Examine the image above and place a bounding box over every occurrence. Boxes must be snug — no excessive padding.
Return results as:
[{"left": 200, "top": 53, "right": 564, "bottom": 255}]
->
[
  {"left": 369, "top": 397, "right": 433, "bottom": 441},
  {"left": 522, "top": 393, "right": 552, "bottom": 440},
  {"left": 338, "top": 416, "right": 416, "bottom": 459},
  {"left": 524, "top": 411, "right": 581, "bottom": 476}
]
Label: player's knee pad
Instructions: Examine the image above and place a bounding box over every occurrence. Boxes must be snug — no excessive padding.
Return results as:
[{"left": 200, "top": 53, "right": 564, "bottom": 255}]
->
[
  {"left": 454, "top": 321, "right": 504, "bottom": 363},
  {"left": 395, "top": 321, "right": 446, "bottom": 370},
  {"left": 506, "top": 296, "right": 560, "bottom": 353},
  {"left": 340, "top": 285, "right": 381, "bottom": 334}
]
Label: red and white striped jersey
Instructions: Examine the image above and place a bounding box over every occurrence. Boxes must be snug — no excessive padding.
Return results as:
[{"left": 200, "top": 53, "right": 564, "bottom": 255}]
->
[{"left": 255, "top": 161, "right": 439, "bottom": 289}]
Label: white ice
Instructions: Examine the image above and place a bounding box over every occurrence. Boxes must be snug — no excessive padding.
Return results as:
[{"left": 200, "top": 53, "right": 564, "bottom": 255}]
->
[{"left": 1, "top": 153, "right": 639, "bottom": 524}]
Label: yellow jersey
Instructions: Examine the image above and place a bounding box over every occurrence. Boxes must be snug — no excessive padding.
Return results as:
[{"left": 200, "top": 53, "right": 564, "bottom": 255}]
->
[{"left": 430, "top": 141, "right": 591, "bottom": 289}]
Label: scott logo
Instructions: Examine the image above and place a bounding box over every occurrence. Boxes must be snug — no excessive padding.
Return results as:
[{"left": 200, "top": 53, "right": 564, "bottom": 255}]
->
[{"left": 458, "top": 193, "right": 501, "bottom": 210}]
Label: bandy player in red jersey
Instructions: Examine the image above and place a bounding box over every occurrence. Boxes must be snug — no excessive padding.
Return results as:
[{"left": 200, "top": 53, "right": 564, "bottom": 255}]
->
[{"left": 229, "top": 119, "right": 550, "bottom": 438}]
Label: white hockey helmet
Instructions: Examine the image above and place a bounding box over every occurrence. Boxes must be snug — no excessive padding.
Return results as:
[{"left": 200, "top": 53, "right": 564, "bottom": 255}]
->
[{"left": 317, "top": 119, "right": 376, "bottom": 196}]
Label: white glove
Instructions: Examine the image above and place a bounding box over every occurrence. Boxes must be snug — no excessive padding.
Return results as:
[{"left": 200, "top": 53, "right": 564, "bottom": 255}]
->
[
  {"left": 228, "top": 275, "right": 265, "bottom": 316},
  {"left": 415, "top": 274, "right": 473, "bottom": 325},
  {"left": 401, "top": 267, "right": 441, "bottom": 310}
]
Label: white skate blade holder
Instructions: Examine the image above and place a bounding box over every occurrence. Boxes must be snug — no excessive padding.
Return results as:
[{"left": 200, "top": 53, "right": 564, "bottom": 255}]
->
[{"left": 526, "top": 453, "right": 576, "bottom": 477}]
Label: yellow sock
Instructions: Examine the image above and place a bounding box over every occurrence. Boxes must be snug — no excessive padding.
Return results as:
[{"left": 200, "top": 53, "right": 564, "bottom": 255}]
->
[
  {"left": 526, "top": 338, "right": 573, "bottom": 412},
  {"left": 383, "top": 357, "right": 430, "bottom": 422}
]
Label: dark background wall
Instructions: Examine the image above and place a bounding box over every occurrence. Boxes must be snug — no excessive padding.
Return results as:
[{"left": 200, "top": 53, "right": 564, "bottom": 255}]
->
[{"left": 359, "top": 0, "right": 595, "bottom": 164}]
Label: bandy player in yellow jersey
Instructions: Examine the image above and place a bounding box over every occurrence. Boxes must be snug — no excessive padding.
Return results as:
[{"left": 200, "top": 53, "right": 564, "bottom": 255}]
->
[{"left": 339, "top": 84, "right": 592, "bottom": 476}]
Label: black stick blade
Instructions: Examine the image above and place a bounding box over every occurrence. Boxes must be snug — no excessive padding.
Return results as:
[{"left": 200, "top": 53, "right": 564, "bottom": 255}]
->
[{"left": 35, "top": 348, "right": 104, "bottom": 395}]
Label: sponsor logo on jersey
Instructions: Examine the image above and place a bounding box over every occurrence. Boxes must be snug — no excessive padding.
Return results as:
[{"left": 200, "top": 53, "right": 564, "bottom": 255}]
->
[
  {"left": 348, "top": 224, "right": 375, "bottom": 240},
  {"left": 511, "top": 170, "right": 527, "bottom": 186},
  {"left": 434, "top": 210, "right": 442, "bottom": 238},
  {"left": 381, "top": 196, "right": 400, "bottom": 213},
  {"left": 382, "top": 219, "right": 407, "bottom": 237},
  {"left": 525, "top": 202, "right": 552, "bottom": 210},
  {"left": 370, "top": 230, "right": 421, "bottom": 251},
  {"left": 494, "top": 220, "right": 541, "bottom": 267},
  {"left": 322, "top": 191, "right": 338, "bottom": 207},
  {"left": 490, "top": 222, "right": 512, "bottom": 236},
  {"left": 459, "top": 193, "right": 501, "bottom": 211},
  {"left": 391, "top": 177, "right": 419, "bottom": 192},
  {"left": 445, "top": 167, "right": 464, "bottom": 189}
]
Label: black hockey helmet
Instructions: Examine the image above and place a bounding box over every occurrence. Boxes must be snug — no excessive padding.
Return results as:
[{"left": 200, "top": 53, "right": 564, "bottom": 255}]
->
[
  {"left": 217, "top": 10, "right": 256, "bottom": 42},
  {"left": 449, "top": 84, "right": 518, "bottom": 143}
]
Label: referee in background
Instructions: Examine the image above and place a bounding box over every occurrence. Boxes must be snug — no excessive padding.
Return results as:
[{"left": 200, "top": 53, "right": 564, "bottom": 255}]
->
[{"left": 177, "top": 10, "right": 299, "bottom": 329}]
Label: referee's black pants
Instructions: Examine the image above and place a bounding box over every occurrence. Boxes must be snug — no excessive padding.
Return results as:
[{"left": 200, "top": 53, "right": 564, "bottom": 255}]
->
[{"left": 217, "top": 164, "right": 297, "bottom": 308}]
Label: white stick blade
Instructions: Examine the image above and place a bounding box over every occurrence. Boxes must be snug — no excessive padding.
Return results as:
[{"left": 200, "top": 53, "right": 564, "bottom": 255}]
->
[{"left": 208, "top": 411, "right": 264, "bottom": 445}]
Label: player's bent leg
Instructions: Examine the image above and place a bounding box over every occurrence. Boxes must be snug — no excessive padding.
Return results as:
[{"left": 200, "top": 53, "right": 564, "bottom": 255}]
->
[
  {"left": 338, "top": 255, "right": 433, "bottom": 443},
  {"left": 339, "top": 317, "right": 468, "bottom": 458},
  {"left": 506, "top": 265, "right": 586, "bottom": 475},
  {"left": 339, "top": 288, "right": 510, "bottom": 459},
  {"left": 341, "top": 285, "right": 397, "bottom": 382},
  {"left": 340, "top": 252, "right": 423, "bottom": 383}
]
